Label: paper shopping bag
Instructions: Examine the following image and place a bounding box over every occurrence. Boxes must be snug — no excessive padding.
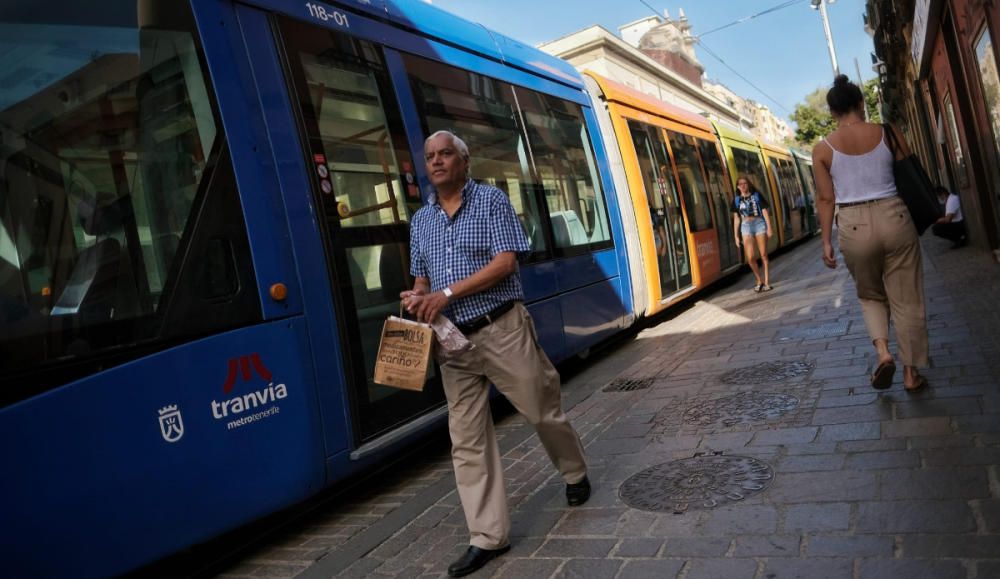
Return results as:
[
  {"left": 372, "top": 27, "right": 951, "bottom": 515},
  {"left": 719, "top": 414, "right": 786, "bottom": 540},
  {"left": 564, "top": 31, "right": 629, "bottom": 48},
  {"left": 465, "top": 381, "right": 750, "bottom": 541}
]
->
[{"left": 373, "top": 315, "right": 433, "bottom": 391}]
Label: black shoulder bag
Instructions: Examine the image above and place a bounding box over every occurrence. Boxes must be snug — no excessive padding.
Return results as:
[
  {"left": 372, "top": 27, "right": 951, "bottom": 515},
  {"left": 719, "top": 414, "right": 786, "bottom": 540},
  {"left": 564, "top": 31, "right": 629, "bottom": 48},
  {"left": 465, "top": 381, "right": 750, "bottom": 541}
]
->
[{"left": 882, "top": 123, "right": 942, "bottom": 235}]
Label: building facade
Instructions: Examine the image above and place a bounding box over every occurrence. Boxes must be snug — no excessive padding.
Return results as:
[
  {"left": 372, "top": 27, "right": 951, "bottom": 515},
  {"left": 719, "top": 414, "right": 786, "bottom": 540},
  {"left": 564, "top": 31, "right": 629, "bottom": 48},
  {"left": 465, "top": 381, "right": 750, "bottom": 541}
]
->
[
  {"left": 868, "top": 0, "right": 1000, "bottom": 256},
  {"left": 752, "top": 102, "right": 795, "bottom": 145},
  {"left": 704, "top": 80, "right": 794, "bottom": 144},
  {"left": 540, "top": 10, "right": 792, "bottom": 146},
  {"left": 538, "top": 12, "right": 745, "bottom": 128}
]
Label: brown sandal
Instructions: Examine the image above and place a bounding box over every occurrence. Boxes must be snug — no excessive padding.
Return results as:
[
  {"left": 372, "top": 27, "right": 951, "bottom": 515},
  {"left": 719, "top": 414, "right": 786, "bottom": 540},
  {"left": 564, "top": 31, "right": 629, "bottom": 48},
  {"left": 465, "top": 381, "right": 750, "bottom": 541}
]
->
[
  {"left": 904, "top": 374, "right": 928, "bottom": 393},
  {"left": 871, "top": 361, "right": 896, "bottom": 390}
]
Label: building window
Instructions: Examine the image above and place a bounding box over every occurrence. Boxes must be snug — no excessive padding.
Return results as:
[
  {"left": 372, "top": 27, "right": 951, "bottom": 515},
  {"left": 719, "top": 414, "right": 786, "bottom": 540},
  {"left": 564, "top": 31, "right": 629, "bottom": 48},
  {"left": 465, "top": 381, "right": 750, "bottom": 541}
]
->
[
  {"left": 974, "top": 25, "right": 1000, "bottom": 170},
  {"left": 943, "top": 91, "right": 967, "bottom": 186}
]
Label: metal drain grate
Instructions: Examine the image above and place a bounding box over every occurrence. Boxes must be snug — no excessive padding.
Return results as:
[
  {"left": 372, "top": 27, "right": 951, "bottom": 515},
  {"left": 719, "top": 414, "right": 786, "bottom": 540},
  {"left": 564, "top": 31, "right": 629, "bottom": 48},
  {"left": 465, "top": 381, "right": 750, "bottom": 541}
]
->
[
  {"left": 619, "top": 454, "right": 774, "bottom": 513},
  {"left": 603, "top": 377, "right": 654, "bottom": 392},
  {"left": 682, "top": 392, "right": 800, "bottom": 428},
  {"left": 720, "top": 360, "right": 814, "bottom": 385}
]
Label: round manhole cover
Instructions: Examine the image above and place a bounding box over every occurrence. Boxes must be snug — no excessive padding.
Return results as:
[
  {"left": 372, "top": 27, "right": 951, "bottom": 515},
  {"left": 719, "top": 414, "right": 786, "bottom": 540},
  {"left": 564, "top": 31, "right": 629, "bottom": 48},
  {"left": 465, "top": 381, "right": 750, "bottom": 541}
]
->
[
  {"left": 721, "top": 361, "right": 814, "bottom": 385},
  {"left": 683, "top": 392, "right": 800, "bottom": 428},
  {"left": 619, "top": 455, "right": 774, "bottom": 512}
]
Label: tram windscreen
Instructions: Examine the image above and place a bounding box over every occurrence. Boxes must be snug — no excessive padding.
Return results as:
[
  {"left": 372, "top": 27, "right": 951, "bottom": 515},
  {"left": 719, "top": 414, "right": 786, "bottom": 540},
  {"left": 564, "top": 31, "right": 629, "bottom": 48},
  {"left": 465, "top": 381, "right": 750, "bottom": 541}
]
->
[{"left": 0, "top": 2, "right": 255, "bottom": 392}]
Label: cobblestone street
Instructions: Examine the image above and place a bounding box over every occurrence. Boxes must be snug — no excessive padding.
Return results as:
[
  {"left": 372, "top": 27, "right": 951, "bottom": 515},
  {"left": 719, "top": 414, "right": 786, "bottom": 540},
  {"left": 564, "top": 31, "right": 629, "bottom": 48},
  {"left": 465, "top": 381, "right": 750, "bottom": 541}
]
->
[{"left": 219, "top": 235, "right": 1000, "bottom": 579}]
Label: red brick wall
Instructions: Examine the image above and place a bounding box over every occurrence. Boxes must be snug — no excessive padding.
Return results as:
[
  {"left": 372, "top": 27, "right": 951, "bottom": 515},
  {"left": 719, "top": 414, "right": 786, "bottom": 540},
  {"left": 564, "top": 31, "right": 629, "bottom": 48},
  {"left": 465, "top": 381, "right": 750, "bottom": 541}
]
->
[
  {"left": 926, "top": 0, "right": 1000, "bottom": 247},
  {"left": 640, "top": 49, "right": 703, "bottom": 87}
]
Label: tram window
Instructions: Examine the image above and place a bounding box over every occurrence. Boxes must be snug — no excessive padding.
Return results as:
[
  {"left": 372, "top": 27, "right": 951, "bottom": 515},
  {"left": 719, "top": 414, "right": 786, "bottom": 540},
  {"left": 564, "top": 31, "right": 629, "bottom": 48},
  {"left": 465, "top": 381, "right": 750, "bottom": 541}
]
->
[
  {"left": 293, "top": 36, "right": 416, "bottom": 228},
  {"left": 731, "top": 148, "right": 772, "bottom": 205},
  {"left": 627, "top": 120, "right": 691, "bottom": 294},
  {"left": 697, "top": 138, "right": 738, "bottom": 264},
  {"left": 697, "top": 139, "right": 732, "bottom": 205},
  {"left": 781, "top": 160, "right": 805, "bottom": 209},
  {"left": 0, "top": 2, "right": 259, "bottom": 395},
  {"left": 515, "top": 89, "right": 611, "bottom": 253},
  {"left": 404, "top": 55, "right": 547, "bottom": 255},
  {"left": 769, "top": 158, "right": 788, "bottom": 205},
  {"left": 667, "top": 132, "right": 714, "bottom": 232},
  {"left": 797, "top": 157, "right": 817, "bottom": 199}
]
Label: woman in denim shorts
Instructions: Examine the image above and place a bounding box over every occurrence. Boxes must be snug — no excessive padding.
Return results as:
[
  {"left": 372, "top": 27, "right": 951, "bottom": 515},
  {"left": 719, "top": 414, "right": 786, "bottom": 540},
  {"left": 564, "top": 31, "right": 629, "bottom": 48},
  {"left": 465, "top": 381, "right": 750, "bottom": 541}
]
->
[{"left": 731, "top": 175, "right": 774, "bottom": 292}]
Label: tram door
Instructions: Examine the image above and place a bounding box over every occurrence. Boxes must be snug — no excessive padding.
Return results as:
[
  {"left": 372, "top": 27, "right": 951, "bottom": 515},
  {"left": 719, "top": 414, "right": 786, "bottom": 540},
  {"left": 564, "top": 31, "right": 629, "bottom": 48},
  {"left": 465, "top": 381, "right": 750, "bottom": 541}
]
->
[
  {"left": 699, "top": 140, "right": 740, "bottom": 270},
  {"left": 277, "top": 19, "right": 445, "bottom": 441},
  {"left": 628, "top": 121, "right": 692, "bottom": 298}
]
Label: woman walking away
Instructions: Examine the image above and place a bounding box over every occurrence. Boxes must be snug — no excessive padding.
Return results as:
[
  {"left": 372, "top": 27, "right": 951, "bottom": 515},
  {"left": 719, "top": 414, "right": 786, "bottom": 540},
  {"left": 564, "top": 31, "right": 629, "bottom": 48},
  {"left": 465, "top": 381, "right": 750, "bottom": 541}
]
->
[
  {"left": 731, "top": 175, "right": 774, "bottom": 292},
  {"left": 811, "top": 75, "right": 929, "bottom": 392}
]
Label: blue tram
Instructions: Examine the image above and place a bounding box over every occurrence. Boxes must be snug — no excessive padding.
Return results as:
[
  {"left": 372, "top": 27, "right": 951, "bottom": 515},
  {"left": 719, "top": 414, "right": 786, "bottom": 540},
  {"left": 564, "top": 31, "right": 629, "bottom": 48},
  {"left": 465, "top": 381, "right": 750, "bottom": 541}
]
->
[
  {"left": 0, "top": 1, "right": 816, "bottom": 576},
  {"left": 0, "top": 1, "right": 631, "bottom": 576}
]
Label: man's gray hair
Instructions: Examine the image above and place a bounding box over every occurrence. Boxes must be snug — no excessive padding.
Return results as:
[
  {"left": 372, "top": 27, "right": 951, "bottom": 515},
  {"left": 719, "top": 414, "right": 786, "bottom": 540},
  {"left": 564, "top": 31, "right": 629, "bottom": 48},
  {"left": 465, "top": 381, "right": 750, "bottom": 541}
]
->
[{"left": 424, "top": 130, "right": 470, "bottom": 162}]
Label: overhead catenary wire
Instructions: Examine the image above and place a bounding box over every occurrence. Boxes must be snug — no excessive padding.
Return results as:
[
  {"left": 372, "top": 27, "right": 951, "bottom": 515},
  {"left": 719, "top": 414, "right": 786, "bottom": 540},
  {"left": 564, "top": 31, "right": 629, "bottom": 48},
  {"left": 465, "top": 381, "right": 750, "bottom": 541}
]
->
[
  {"left": 695, "top": 0, "right": 808, "bottom": 39},
  {"left": 696, "top": 40, "right": 792, "bottom": 114},
  {"left": 635, "top": 0, "right": 798, "bottom": 115},
  {"left": 638, "top": 0, "right": 807, "bottom": 39}
]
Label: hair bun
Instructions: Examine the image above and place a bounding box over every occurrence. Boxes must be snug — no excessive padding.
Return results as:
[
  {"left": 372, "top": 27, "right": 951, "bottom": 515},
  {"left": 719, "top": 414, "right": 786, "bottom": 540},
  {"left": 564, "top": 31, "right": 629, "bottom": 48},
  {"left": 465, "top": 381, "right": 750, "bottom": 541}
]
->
[{"left": 833, "top": 74, "right": 850, "bottom": 86}]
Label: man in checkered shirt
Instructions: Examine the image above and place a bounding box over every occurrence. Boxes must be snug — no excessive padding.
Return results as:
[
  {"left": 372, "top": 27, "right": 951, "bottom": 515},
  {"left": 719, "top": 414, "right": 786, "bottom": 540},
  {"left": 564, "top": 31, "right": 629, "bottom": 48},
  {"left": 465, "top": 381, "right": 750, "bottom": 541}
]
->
[{"left": 402, "top": 130, "right": 590, "bottom": 577}]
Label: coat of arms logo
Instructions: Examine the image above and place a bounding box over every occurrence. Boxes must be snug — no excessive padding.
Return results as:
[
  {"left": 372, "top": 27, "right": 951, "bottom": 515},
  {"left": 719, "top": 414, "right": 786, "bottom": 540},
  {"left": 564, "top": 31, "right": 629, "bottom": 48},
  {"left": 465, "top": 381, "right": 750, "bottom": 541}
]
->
[{"left": 158, "top": 405, "right": 184, "bottom": 443}]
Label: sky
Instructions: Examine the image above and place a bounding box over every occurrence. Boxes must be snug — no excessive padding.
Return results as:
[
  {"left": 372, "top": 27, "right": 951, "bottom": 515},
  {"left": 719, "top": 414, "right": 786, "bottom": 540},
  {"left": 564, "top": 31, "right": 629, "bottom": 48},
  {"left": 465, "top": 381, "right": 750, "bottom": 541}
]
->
[{"left": 428, "top": 0, "right": 876, "bottom": 126}]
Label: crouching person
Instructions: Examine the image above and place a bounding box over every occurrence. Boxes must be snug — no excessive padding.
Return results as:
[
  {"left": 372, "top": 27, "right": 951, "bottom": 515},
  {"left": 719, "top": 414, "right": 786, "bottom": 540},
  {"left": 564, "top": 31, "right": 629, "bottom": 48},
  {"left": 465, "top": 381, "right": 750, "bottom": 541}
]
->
[{"left": 932, "top": 185, "right": 968, "bottom": 248}]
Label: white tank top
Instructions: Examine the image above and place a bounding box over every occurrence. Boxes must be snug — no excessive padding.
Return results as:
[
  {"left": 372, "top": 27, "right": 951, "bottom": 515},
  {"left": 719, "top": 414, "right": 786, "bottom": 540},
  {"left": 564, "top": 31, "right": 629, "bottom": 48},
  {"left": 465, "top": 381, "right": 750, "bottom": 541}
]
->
[{"left": 825, "top": 128, "right": 897, "bottom": 203}]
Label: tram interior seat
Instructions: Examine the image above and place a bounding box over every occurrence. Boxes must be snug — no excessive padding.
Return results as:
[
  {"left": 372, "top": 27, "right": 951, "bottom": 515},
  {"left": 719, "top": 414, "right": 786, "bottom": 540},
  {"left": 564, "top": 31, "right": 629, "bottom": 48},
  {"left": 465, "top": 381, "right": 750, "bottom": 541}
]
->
[
  {"left": 550, "top": 210, "right": 588, "bottom": 248},
  {"left": 518, "top": 213, "right": 543, "bottom": 251},
  {"left": 52, "top": 195, "right": 139, "bottom": 329},
  {"left": 377, "top": 243, "right": 409, "bottom": 303},
  {"left": 348, "top": 253, "right": 373, "bottom": 310},
  {"left": 151, "top": 232, "right": 180, "bottom": 282},
  {"left": 0, "top": 221, "right": 31, "bottom": 337}
]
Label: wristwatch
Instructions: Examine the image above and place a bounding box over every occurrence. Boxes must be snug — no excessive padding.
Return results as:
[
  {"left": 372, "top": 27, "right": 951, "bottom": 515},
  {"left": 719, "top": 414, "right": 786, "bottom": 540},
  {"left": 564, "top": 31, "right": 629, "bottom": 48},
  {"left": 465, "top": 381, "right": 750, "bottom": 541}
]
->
[{"left": 442, "top": 287, "right": 454, "bottom": 299}]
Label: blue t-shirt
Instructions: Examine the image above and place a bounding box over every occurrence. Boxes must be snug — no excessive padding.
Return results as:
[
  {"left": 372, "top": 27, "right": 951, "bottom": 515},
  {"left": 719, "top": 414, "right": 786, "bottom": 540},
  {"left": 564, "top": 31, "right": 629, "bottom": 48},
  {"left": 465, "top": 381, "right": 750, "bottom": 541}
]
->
[{"left": 732, "top": 191, "right": 769, "bottom": 219}]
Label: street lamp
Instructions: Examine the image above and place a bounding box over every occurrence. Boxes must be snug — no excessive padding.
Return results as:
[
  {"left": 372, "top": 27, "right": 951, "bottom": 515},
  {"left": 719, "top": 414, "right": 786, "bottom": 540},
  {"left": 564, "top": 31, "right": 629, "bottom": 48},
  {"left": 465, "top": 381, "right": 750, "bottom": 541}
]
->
[{"left": 811, "top": 0, "right": 840, "bottom": 77}]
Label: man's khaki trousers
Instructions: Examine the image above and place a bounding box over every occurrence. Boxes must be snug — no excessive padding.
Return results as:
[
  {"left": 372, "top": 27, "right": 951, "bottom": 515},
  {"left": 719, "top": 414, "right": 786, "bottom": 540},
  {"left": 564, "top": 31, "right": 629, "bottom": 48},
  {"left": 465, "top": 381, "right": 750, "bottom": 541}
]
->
[
  {"left": 439, "top": 302, "right": 587, "bottom": 550},
  {"left": 837, "top": 196, "right": 929, "bottom": 367}
]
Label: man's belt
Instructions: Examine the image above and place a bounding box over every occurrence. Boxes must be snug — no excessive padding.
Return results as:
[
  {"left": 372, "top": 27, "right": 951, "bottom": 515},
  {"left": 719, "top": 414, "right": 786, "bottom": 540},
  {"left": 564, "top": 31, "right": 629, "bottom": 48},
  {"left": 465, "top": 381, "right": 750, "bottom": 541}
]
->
[{"left": 456, "top": 301, "right": 517, "bottom": 335}]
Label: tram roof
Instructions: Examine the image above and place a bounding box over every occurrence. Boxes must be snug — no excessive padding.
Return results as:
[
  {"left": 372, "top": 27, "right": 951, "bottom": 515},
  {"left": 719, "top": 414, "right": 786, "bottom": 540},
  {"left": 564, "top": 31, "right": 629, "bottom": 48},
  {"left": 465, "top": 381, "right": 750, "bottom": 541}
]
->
[
  {"left": 583, "top": 71, "right": 713, "bottom": 133},
  {"left": 377, "top": 0, "right": 585, "bottom": 90},
  {"left": 791, "top": 148, "right": 811, "bottom": 161},
  {"left": 760, "top": 141, "right": 792, "bottom": 157},
  {"left": 711, "top": 120, "right": 758, "bottom": 148},
  {"left": 712, "top": 118, "right": 795, "bottom": 157}
]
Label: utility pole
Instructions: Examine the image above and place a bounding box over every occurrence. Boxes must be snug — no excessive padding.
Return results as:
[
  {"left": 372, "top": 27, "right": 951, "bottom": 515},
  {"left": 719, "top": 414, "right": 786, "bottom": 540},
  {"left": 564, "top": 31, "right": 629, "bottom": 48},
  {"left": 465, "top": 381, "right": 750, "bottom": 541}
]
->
[{"left": 811, "top": 0, "right": 840, "bottom": 77}]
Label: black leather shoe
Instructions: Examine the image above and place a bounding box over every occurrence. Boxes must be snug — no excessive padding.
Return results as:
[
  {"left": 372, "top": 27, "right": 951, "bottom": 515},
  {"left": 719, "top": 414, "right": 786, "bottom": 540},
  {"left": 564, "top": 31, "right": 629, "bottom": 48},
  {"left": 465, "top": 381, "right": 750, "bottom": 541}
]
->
[
  {"left": 566, "top": 476, "right": 591, "bottom": 506},
  {"left": 447, "top": 545, "right": 510, "bottom": 577}
]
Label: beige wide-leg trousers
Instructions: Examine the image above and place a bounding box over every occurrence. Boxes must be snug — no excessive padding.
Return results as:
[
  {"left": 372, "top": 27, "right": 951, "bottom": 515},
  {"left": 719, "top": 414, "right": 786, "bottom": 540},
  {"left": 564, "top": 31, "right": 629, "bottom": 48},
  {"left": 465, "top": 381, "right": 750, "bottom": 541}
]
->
[
  {"left": 837, "top": 196, "right": 929, "bottom": 367},
  {"left": 440, "top": 302, "right": 587, "bottom": 550}
]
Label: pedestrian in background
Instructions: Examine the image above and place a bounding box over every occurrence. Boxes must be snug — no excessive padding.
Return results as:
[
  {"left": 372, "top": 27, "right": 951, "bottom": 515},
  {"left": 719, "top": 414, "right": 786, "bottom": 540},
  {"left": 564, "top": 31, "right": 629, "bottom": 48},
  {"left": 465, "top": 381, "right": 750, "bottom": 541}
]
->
[
  {"left": 731, "top": 175, "right": 773, "bottom": 292},
  {"left": 932, "top": 185, "right": 968, "bottom": 248},
  {"left": 811, "top": 75, "right": 928, "bottom": 392},
  {"left": 402, "top": 130, "right": 591, "bottom": 577}
]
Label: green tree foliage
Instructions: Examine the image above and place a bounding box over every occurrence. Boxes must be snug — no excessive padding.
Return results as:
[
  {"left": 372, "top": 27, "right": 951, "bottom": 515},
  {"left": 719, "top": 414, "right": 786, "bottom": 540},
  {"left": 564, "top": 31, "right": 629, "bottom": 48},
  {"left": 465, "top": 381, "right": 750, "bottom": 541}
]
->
[
  {"left": 790, "top": 88, "right": 833, "bottom": 146},
  {"left": 864, "top": 78, "right": 883, "bottom": 124}
]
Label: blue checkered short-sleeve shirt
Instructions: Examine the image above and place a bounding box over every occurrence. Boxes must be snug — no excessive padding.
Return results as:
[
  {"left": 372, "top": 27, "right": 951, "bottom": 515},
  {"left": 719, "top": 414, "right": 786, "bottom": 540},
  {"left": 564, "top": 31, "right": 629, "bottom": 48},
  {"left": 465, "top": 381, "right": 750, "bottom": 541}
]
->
[{"left": 409, "top": 180, "right": 530, "bottom": 324}]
